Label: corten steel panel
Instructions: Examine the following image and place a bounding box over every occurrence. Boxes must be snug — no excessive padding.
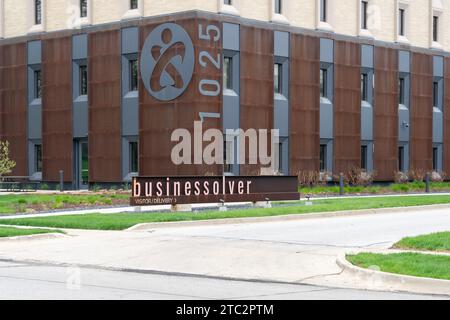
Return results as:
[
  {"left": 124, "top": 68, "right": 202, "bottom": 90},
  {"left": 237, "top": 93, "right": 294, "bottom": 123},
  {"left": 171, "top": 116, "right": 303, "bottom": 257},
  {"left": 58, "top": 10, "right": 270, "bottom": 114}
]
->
[
  {"left": 42, "top": 37, "right": 73, "bottom": 182},
  {"left": 333, "top": 41, "right": 361, "bottom": 176},
  {"left": 139, "top": 18, "right": 222, "bottom": 176},
  {"left": 410, "top": 52, "right": 433, "bottom": 172},
  {"left": 444, "top": 58, "right": 450, "bottom": 176},
  {"left": 373, "top": 46, "right": 399, "bottom": 181},
  {"left": 88, "top": 30, "right": 122, "bottom": 182},
  {"left": 0, "top": 43, "right": 28, "bottom": 176},
  {"left": 240, "top": 26, "right": 274, "bottom": 175},
  {"left": 290, "top": 34, "right": 320, "bottom": 175}
]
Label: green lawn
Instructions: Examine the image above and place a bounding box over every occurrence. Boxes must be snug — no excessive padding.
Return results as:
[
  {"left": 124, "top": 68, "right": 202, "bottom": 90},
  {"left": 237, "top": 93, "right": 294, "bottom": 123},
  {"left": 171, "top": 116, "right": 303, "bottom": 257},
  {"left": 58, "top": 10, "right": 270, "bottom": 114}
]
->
[
  {"left": 300, "top": 181, "right": 450, "bottom": 195},
  {"left": 1, "top": 195, "right": 450, "bottom": 230},
  {"left": 394, "top": 232, "right": 450, "bottom": 253},
  {"left": 0, "top": 193, "right": 129, "bottom": 214},
  {"left": 347, "top": 252, "right": 450, "bottom": 281},
  {"left": 0, "top": 226, "right": 64, "bottom": 238}
]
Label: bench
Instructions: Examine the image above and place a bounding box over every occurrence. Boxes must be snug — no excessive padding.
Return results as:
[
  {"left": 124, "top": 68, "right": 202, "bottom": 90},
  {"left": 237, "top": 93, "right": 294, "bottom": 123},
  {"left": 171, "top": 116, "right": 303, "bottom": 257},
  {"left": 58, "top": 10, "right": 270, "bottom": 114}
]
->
[{"left": 0, "top": 177, "right": 40, "bottom": 192}]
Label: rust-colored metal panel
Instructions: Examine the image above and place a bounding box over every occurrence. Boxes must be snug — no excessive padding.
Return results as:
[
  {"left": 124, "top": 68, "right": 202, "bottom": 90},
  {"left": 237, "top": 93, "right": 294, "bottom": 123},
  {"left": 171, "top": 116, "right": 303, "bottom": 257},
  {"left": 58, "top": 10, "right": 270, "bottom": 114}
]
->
[
  {"left": 42, "top": 36, "right": 73, "bottom": 182},
  {"left": 0, "top": 43, "right": 28, "bottom": 176},
  {"left": 373, "top": 46, "right": 399, "bottom": 181},
  {"left": 88, "top": 29, "right": 122, "bottom": 182},
  {"left": 240, "top": 26, "right": 274, "bottom": 175},
  {"left": 139, "top": 18, "right": 222, "bottom": 176},
  {"left": 290, "top": 34, "right": 320, "bottom": 175},
  {"left": 444, "top": 57, "right": 450, "bottom": 176},
  {"left": 333, "top": 41, "right": 361, "bottom": 175},
  {"left": 410, "top": 52, "right": 433, "bottom": 172}
]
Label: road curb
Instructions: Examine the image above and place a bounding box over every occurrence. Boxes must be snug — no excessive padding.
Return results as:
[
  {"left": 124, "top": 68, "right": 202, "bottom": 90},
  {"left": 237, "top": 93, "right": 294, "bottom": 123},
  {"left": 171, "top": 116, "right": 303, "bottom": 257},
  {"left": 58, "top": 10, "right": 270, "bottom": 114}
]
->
[
  {"left": 126, "top": 203, "right": 450, "bottom": 231},
  {"left": 336, "top": 254, "right": 450, "bottom": 296},
  {"left": 0, "top": 233, "right": 67, "bottom": 242}
]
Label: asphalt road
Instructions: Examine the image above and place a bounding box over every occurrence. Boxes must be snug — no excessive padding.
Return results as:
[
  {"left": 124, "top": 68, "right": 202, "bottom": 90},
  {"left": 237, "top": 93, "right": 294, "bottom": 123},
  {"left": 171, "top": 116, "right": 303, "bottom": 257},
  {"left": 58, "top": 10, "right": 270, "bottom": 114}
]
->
[
  {"left": 0, "top": 206, "right": 449, "bottom": 299},
  {"left": 0, "top": 261, "right": 446, "bottom": 300}
]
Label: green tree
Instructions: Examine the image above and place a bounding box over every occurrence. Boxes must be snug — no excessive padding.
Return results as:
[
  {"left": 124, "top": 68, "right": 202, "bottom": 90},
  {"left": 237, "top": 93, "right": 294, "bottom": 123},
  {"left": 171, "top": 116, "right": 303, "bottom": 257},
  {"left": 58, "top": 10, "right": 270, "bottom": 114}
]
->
[{"left": 0, "top": 141, "right": 16, "bottom": 177}]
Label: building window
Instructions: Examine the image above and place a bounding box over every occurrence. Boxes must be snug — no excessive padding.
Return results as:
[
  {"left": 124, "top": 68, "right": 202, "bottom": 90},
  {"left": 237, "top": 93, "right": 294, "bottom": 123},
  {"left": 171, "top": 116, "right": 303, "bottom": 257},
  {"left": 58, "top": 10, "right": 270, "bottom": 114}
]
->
[
  {"left": 274, "top": 0, "right": 282, "bottom": 14},
  {"left": 320, "top": 68, "right": 327, "bottom": 98},
  {"left": 130, "top": 0, "right": 138, "bottom": 10},
  {"left": 80, "top": 0, "right": 88, "bottom": 18},
  {"left": 320, "top": 144, "right": 327, "bottom": 172},
  {"left": 129, "top": 141, "right": 138, "bottom": 173},
  {"left": 79, "top": 65, "right": 88, "bottom": 96},
  {"left": 224, "top": 0, "right": 232, "bottom": 5},
  {"left": 433, "top": 82, "right": 438, "bottom": 108},
  {"left": 35, "top": 0, "right": 42, "bottom": 25},
  {"left": 361, "top": 1, "right": 368, "bottom": 30},
  {"left": 398, "top": 77, "right": 405, "bottom": 105},
  {"left": 35, "top": 144, "right": 42, "bottom": 172},
  {"left": 361, "top": 73, "right": 368, "bottom": 102},
  {"left": 398, "top": 146, "right": 404, "bottom": 172},
  {"left": 433, "top": 15, "right": 439, "bottom": 42},
  {"left": 274, "top": 63, "right": 282, "bottom": 94},
  {"left": 361, "top": 145, "right": 368, "bottom": 170},
  {"left": 433, "top": 147, "right": 438, "bottom": 171},
  {"left": 34, "top": 70, "right": 42, "bottom": 99},
  {"left": 129, "top": 59, "right": 138, "bottom": 92},
  {"left": 320, "top": 0, "right": 327, "bottom": 22},
  {"left": 224, "top": 56, "right": 233, "bottom": 90},
  {"left": 398, "top": 8, "right": 405, "bottom": 36}
]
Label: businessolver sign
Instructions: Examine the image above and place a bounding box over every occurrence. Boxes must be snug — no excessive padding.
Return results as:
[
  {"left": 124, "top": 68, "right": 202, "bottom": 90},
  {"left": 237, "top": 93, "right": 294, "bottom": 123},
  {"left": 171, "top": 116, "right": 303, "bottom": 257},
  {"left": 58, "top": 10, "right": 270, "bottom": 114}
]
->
[{"left": 131, "top": 176, "right": 300, "bottom": 206}]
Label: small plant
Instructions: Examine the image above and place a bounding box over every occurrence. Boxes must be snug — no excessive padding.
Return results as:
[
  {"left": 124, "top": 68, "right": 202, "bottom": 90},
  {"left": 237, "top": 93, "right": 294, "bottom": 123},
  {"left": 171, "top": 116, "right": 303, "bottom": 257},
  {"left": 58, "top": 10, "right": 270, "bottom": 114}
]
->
[
  {"left": 55, "top": 184, "right": 60, "bottom": 191},
  {"left": 391, "top": 184, "right": 410, "bottom": 193},
  {"left": 122, "top": 183, "right": 131, "bottom": 191},
  {"left": 17, "top": 199, "right": 27, "bottom": 205},
  {"left": 91, "top": 185, "right": 101, "bottom": 193},
  {"left": 51, "top": 202, "right": 64, "bottom": 210},
  {"left": 40, "top": 183, "right": 50, "bottom": 190}
]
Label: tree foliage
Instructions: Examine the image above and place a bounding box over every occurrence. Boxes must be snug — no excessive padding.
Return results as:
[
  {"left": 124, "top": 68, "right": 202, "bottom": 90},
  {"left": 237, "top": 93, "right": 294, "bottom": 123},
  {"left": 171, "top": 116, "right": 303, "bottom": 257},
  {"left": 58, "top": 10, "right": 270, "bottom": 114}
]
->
[{"left": 0, "top": 141, "right": 16, "bottom": 177}]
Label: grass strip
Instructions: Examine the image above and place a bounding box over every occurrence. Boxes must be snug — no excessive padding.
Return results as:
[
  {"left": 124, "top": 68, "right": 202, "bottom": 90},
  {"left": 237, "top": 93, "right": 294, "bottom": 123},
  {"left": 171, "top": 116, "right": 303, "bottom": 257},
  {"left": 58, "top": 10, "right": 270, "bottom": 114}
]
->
[
  {"left": 0, "top": 195, "right": 450, "bottom": 230},
  {"left": 347, "top": 252, "right": 450, "bottom": 281}
]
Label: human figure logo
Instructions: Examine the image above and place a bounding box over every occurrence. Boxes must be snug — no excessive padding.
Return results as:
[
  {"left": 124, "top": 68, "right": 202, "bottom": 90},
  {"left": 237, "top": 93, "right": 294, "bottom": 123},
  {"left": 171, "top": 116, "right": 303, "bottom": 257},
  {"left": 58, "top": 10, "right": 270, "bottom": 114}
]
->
[{"left": 140, "top": 23, "right": 195, "bottom": 101}]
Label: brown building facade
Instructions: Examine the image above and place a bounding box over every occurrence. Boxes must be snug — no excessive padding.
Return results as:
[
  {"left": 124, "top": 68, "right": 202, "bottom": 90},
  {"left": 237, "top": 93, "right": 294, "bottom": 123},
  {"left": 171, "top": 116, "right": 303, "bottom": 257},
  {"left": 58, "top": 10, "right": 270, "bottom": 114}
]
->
[{"left": 0, "top": 11, "right": 448, "bottom": 188}]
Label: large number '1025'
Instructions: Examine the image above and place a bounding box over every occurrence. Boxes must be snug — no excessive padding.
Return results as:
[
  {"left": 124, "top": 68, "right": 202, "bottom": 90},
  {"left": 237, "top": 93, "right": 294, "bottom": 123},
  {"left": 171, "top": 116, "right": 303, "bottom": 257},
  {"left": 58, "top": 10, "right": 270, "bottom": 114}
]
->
[{"left": 198, "top": 24, "right": 221, "bottom": 97}]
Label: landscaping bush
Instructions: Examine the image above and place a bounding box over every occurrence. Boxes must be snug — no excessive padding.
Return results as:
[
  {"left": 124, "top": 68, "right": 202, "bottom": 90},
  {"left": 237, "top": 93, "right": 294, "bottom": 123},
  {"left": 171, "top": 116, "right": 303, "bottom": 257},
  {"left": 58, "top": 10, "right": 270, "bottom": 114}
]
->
[
  {"left": 431, "top": 171, "right": 447, "bottom": 182},
  {"left": 338, "top": 167, "right": 376, "bottom": 186},
  {"left": 297, "top": 171, "right": 321, "bottom": 187},
  {"left": 394, "top": 171, "right": 409, "bottom": 184},
  {"left": 409, "top": 168, "right": 426, "bottom": 182}
]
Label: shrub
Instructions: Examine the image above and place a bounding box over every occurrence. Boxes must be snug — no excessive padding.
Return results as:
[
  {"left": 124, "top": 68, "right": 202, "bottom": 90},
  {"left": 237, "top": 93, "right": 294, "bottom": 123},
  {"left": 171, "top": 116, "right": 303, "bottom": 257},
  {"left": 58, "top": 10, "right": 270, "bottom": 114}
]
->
[
  {"left": 431, "top": 171, "right": 446, "bottom": 182},
  {"left": 394, "top": 171, "right": 409, "bottom": 184},
  {"left": 339, "top": 167, "right": 376, "bottom": 186},
  {"left": 409, "top": 168, "right": 426, "bottom": 182},
  {"left": 40, "top": 183, "right": 50, "bottom": 190},
  {"left": 297, "top": 171, "right": 321, "bottom": 187}
]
